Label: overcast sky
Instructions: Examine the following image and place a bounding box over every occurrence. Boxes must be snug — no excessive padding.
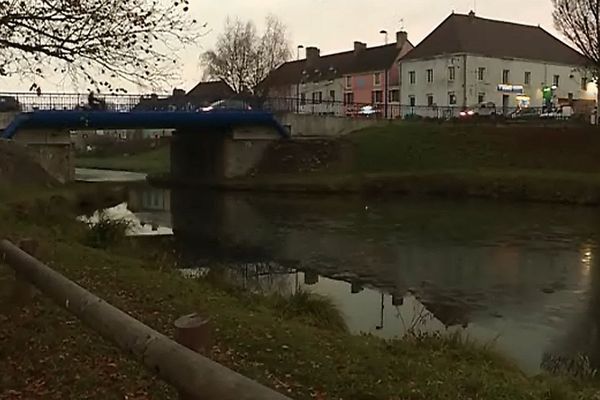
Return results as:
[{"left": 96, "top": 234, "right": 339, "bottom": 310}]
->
[{"left": 2, "top": 0, "right": 560, "bottom": 92}]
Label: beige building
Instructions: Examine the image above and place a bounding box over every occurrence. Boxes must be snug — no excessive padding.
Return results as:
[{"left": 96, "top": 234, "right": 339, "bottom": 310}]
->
[{"left": 399, "top": 12, "right": 597, "bottom": 117}]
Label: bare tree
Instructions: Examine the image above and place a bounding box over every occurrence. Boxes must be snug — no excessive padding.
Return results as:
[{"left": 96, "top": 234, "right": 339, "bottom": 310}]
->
[
  {"left": 202, "top": 15, "right": 291, "bottom": 94},
  {"left": 0, "top": 0, "right": 201, "bottom": 91},
  {"left": 552, "top": 1, "right": 598, "bottom": 103}
]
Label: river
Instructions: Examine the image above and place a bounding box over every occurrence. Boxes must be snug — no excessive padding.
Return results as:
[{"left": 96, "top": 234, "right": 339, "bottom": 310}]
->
[{"left": 78, "top": 169, "right": 600, "bottom": 375}]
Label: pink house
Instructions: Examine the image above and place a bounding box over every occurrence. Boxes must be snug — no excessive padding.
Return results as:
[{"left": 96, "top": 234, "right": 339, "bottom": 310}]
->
[
  {"left": 264, "top": 31, "right": 413, "bottom": 118},
  {"left": 343, "top": 32, "right": 412, "bottom": 118}
]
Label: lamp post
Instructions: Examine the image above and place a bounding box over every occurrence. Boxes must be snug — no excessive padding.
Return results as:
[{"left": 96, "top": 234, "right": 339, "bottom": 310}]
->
[
  {"left": 380, "top": 30, "right": 389, "bottom": 119},
  {"left": 296, "top": 45, "right": 304, "bottom": 113}
]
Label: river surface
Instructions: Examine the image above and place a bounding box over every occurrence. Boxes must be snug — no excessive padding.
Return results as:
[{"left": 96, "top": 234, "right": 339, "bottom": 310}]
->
[{"left": 81, "top": 169, "right": 600, "bottom": 374}]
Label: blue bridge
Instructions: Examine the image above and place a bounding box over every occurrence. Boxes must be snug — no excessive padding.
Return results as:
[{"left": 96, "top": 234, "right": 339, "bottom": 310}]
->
[{"left": 0, "top": 92, "right": 291, "bottom": 183}]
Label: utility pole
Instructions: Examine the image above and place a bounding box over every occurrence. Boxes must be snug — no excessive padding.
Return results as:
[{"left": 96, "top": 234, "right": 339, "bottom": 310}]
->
[
  {"left": 380, "top": 30, "right": 389, "bottom": 119},
  {"left": 296, "top": 45, "right": 304, "bottom": 113}
]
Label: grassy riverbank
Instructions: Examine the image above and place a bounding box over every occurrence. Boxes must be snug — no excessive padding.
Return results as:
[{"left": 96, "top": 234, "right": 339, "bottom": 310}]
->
[
  {"left": 1, "top": 184, "right": 600, "bottom": 399},
  {"left": 76, "top": 146, "right": 170, "bottom": 174}
]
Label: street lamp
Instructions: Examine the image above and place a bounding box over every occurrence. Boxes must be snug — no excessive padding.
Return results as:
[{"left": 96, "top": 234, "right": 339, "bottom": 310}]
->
[
  {"left": 296, "top": 45, "right": 304, "bottom": 113},
  {"left": 380, "top": 30, "right": 389, "bottom": 119}
]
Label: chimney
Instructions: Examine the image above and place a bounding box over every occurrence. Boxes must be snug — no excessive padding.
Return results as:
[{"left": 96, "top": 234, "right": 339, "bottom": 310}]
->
[
  {"left": 396, "top": 31, "right": 408, "bottom": 49},
  {"left": 306, "top": 46, "right": 320, "bottom": 67},
  {"left": 469, "top": 10, "right": 476, "bottom": 18},
  {"left": 354, "top": 41, "right": 367, "bottom": 55}
]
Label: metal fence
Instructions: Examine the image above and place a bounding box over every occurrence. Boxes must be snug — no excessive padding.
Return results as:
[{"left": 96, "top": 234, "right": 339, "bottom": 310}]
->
[
  {"left": 0, "top": 92, "right": 172, "bottom": 112},
  {"left": 0, "top": 92, "right": 587, "bottom": 123}
]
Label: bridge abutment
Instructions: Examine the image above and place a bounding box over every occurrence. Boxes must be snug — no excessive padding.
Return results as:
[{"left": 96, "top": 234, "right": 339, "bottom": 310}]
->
[
  {"left": 171, "top": 126, "right": 280, "bottom": 182},
  {"left": 14, "top": 129, "right": 74, "bottom": 183}
]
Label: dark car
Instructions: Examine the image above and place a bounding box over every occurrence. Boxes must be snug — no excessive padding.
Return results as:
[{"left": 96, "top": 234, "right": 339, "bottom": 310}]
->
[
  {"left": 202, "top": 99, "right": 252, "bottom": 112},
  {"left": 510, "top": 108, "right": 540, "bottom": 120}
]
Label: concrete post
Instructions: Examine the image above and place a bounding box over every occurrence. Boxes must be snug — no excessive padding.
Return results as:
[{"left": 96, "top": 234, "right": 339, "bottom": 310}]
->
[{"left": 175, "top": 313, "right": 213, "bottom": 400}]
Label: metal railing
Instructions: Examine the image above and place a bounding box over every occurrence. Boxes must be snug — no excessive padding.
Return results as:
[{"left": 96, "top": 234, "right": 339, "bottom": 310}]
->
[
  {"left": 0, "top": 92, "right": 588, "bottom": 123},
  {"left": 0, "top": 92, "right": 173, "bottom": 113}
]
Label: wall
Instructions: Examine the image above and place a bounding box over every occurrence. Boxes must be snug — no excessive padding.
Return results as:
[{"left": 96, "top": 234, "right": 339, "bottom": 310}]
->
[
  {"left": 276, "top": 113, "right": 381, "bottom": 137},
  {"left": 401, "top": 54, "right": 466, "bottom": 109},
  {"left": 400, "top": 54, "right": 597, "bottom": 111},
  {"left": 298, "top": 78, "right": 345, "bottom": 116},
  {"left": 14, "top": 129, "right": 74, "bottom": 183},
  {"left": 465, "top": 55, "right": 597, "bottom": 108},
  {"left": 170, "top": 127, "right": 280, "bottom": 181},
  {"left": 0, "top": 112, "right": 18, "bottom": 130}
]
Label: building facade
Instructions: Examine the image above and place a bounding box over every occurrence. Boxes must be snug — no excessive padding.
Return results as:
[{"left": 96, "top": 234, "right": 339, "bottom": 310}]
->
[
  {"left": 264, "top": 32, "right": 413, "bottom": 117},
  {"left": 399, "top": 12, "right": 597, "bottom": 117}
]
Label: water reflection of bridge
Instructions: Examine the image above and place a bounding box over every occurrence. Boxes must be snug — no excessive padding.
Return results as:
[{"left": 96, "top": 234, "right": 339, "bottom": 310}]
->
[{"left": 120, "top": 185, "right": 600, "bottom": 373}]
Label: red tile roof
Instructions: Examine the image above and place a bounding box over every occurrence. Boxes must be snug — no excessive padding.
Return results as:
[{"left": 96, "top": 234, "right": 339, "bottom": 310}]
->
[{"left": 403, "top": 13, "right": 588, "bottom": 65}]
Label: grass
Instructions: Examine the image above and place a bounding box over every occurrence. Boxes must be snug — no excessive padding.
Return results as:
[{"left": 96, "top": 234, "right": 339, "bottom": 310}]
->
[
  {"left": 273, "top": 290, "right": 348, "bottom": 332},
  {"left": 83, "top": 212, "right": 131, "bottom": 249},
  {"left": 348, "top": 122, "right": 600, "bottom": 174},
  {"left": 76, "top": 145, "right": 170, "bottom": 174},
  {"left": 1, "top": 184, "right": 600, "bottom": 399}
]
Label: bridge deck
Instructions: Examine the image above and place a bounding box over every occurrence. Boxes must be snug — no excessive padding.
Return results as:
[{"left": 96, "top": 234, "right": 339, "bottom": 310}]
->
[{"left": 1, "top": 110, "right": 289, "bottom": 139}]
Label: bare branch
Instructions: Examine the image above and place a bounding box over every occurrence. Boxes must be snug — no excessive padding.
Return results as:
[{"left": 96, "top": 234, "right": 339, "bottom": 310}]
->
[{"left": 0, "top": 0, "right": 203, "bottom": 91}]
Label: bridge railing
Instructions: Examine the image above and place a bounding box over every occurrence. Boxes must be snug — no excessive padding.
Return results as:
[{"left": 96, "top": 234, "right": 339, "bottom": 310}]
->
[{"left": 0, "top": 92, "right": 173, "bottom": 113}]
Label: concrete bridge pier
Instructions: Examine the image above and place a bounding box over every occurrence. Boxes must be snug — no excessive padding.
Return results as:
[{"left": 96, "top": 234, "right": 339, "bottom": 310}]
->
[
  {"left": 14, "top": 129, "right": 74, "bottom": 183},
  {"left": 170, "top": 125, "right": 281, "bottom": 182}
]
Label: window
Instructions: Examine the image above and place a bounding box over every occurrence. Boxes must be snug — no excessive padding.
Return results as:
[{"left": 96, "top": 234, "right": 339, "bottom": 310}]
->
[
  {"left": 374, "top": 72, "right": 381, "bottom": 86},
  {"left": 524, "top": 71, "right": 531, "bottom": 85},
  {"left": 329, "top": 90, "right": 335, "bottom": 101},
  {"left": 389, "top": 90, "right": 400, "bottom": 102},
  {"left": 427, "top": 94, "right": 434, "bottom": 106},
  {"left": 300, "top": 93, "right": 306, "bottom": 105},
  {"left": 372, "top": 90, "right": 383, "bottom": 104},
  {"left": 502, "top": 69, "right": 510, "bottom": 84},
  {"left": 409, "top": 95, "right": 416, "bottom": 107},
  {"left": 409, "top": 71, "right": 416, "bottom": 84},
  {"left": 478, "top": 67, "right": 486, "bottom": 81},
  {"left": 448, "top": 66, "right": 456, "bottom": 81},
  {"left": 448, "top": 92, "right": 457, "bottom": 105},
  {"left": 345, "top": 76, "right": 352, "bottom": 88},
  {"left": 426, "top": 69, "right": 434, "bottom": 83},
  {"left": 582, "top": 77, "right": 588, "bottom": 91},
  {"left": 344, "top": 92, "right": 354, "bottom": 105},
  {"left": 312, "top": 92, "right": 322, "bottom": 104},
  {"left": 478, "top": 92, "right": 485, "bottom": 103},
  {"left": 553, "top": 74, "right": 560, "bottom": 87},
  {"left": 568, "top": 92, "right": 574, "bottom": 101}
]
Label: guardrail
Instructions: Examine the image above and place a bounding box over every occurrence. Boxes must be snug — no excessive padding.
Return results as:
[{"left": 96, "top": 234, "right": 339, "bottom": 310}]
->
[{"left": 0, "top": 239, "right": 293, "bottom": 400}]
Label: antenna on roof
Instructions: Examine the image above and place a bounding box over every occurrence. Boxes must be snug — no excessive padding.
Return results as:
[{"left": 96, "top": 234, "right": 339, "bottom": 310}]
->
[
  {"left": 399, "top": 18, "right": 405, "bottom": 31},
  {"left": 473, "top": 0, "right": 477, "bottom": 13}
]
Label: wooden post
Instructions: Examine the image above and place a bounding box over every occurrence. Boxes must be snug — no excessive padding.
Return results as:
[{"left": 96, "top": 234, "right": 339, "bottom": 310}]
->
[{"left": 175, "top": 313, "right": 213, "bottom": 400}]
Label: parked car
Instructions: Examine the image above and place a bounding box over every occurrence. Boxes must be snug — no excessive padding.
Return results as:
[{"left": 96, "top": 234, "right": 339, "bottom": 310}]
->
[
  {"left": 510, "top": 108, "right": 540, "bottom": 120},
  {"left": 459, "top": 102, "right": 497, "bottom": 119},
  {"left": 358, "top": 105, "right": 381, "bottom": 118},
  {"left": 201, "top": 99, "right": 252, "bottom": 112},
  {"left": 540, "top": 105, "right": 573, "bottom": 120},
  {"left": 473, "top": 102, "right": 498, "bottom": 116}
]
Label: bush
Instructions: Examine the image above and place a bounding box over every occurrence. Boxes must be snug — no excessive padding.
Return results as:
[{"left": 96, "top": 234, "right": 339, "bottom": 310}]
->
[
  {"left": 274, "top": 290, "right": 347, "bottom": 332},
  {"left": 84, "top": 213, "right": 131, "bottom": 249}
]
